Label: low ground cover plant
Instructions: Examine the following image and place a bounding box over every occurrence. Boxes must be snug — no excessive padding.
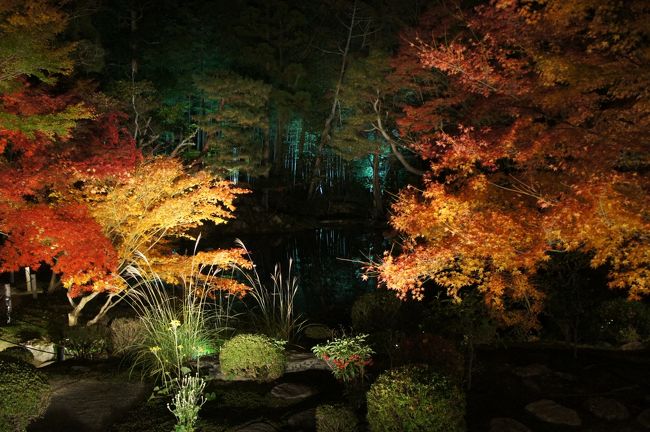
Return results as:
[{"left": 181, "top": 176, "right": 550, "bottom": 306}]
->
[
  {"left": 0, "top": 358, "right": 52, "bottom": 432},
  {"left": 315, "top": 404, "right": 359, "bottom": 432}
]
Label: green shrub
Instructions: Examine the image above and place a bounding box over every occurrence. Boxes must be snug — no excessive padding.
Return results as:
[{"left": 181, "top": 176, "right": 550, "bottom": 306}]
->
[
  {"left": 366, "top": 365, "right": 465, "bottom": 432},
  {"left": 304, "top": 324, "right": 334, "bottom": 340},
  {"left": 595, "top": 298, "right": 650, "bottom": 344},
  {"left": 312, "top": 334, "right": 374, "bottom": 383},
  {"left": 0, "top": 346, "right": 34, "bottom": 364},
  {"left": 110, "top": 317, "right": 146, "bottom": 355},
  {"left": 316, "top": 404, "right": 359, "bottom": 432},
  {"left": 219, "top": 334, "right": 285, "bottom": 381},
  {"left": 351, "top": 291, "right": 400, "bottom": 333},
  {"left": 62, "top": 325, "right": 109, "bottom": 360},
  {"left": 0, "top": 359, "right": 52, "bottom": 432}
]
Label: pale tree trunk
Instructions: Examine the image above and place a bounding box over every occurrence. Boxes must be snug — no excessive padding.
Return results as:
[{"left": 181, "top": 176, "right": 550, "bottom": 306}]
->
[
  {"left": 307, "top": 0, "right": 358, "bottom": 199},
  {"left": 86, "top": 293, "right": 125, "bottom": 326},
  {"left": 66, "top": 291, "right": 128, "bottom": 326},
  {"left": 67, "top": 291, "right": 99, "bottom": 327},
  {"left": 371, "top": 148, "right": 384, "bottom": 219},
  {"left": 48, "top": 272, "right": 62, "bottom": 293}
]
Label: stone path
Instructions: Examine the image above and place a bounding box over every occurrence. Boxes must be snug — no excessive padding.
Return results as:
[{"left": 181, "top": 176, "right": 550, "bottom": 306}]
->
[
  {"left": 28, "top": 375, "right": 150, "bottom": 432},
  {"left": 25, "top": 351, "right": 329, "bottom": 432},
  {"left": 478, "top": 354, "right": 650, "bottom": 432}
]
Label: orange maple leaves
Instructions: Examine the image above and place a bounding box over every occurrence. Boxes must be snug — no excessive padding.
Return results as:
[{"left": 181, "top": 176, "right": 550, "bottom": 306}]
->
[{"left": 376, "top": 0, "right": 650, "bottom": 329}]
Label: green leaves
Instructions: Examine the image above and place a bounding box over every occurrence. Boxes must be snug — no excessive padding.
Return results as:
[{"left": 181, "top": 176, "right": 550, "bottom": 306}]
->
[{"left": 312, "top": 333, "right": 374, "bottom": 383}]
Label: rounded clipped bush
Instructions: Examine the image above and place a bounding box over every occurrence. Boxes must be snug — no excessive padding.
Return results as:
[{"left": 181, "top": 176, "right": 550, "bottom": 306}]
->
[
  {"left": 351, "top": 290, "right": 401, "bottom": 332},
  {"left": 110, "top": 317, "right": 146, "bottom": 355},
  {"left": 316, "top": 404, "right": 359, "bottom": 432},
  {"left": 0, "top": 346, "right": 35, "bottom": 364},
  {"left": 219, "top": 334, "right": 285, "bottom": 381},
  {"left": 0, "top": 359, "right": 52, "bottom": 432},
  {"left": 366, "top": 365, "right": 465, "bottom": 432}
]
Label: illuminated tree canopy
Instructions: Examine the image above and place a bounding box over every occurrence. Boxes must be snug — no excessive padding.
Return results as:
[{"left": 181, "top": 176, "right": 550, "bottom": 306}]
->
[{"left": 374, "top": 0, "right": 650, "bottom": 329}]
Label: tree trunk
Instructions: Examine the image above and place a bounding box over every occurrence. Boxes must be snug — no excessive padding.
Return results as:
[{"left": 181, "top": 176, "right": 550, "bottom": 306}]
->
[
  {"left": 48, "top": 272, "right": 61, "bottom": 293},
  {"left": 86, "top": 293, "right": 124, "bottom": 326},
  {"left": 67, "top": 291, "right": 99, "bottom": 327},
  {"left": 307, "top": 1, "right": 358, "bottom": 199},
  {"left": 373, "top": 98, "right": 424, "bottom": 176},
  {"left": 371, "top": 149, "right": 383, "bottom": 219}
]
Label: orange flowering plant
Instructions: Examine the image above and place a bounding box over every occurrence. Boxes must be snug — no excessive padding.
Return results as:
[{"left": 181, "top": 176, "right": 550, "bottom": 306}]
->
[{"left": 312, "top": 334, "right": 374, "bottom": 383}]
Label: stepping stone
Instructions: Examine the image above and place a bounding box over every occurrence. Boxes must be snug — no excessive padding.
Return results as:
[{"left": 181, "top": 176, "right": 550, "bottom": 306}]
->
[
  {"left": 234, "top": 422, "right": 278, "bottom": 432},
  {"left": 489, "top": 417, "right": 532, "bottom": 432},
  {"left": 584, "top": 397, "right": 630, "bottom": 421},
  {"left": 270, "top": 382, "right": 317, "bottom": 401},
  {"left": 525, "top": 399, "right": 581, "bottom": 426},
  {"left": 522, "top": 378, "right": 541, "bottom": 394},
  {"left": 638, "top": 408, "right": 650, "bottom": 429},
  {"left": 621, "top": 341, "right": 644, "bottom": 351},
  {"left": 553, "top": 371, "right": 578, "bottom": 381},
  {"left": 285, "top": 351, "right": 329, "bottom": 373},
  {"left": 28, "top": 379, "right": 150, "bottom": 432},
  {"left": 288, "top": 408, "right": 316, "bottom": 430},
  {"left": 513, "top": 364, "right": 551, "bottom": 378}
]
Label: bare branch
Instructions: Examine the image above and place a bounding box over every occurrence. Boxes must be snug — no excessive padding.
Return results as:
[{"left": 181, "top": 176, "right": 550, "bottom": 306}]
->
[{"left": 372, "top": 98, "right": 425, "bottom": 176}]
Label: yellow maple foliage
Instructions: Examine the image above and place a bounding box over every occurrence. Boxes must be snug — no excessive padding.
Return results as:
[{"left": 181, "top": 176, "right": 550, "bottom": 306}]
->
[{"left": 73, "top": 157, "right": 250, "bottom": 325}]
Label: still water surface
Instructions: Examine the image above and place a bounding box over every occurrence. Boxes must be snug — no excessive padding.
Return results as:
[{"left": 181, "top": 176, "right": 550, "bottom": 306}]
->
[{"left": 207, "top": 226, "right": 387, "bottom": 325}]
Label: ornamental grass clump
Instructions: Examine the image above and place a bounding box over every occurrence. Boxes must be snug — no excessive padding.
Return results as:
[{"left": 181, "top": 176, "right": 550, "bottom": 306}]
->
[
  {"left": 219, "top": 333, "right": 286, "bottom": 381},
  {"left": 312, "top": 334, "right": 373, "bottom": 383},
  {"left": 235, "top": 240, "right": 306, "bottom": 343},
  {"left": 366, "top": 365, "right": 465, "bottom": 432},
  {"left": 126, "top": 266, "right": 211, "bottom": 390},
  {"left": 125, "top": 249, "right": 239, "bottom": 390},
  {"left": 125, "top": 248, "right": 240, "bottom": 432}
]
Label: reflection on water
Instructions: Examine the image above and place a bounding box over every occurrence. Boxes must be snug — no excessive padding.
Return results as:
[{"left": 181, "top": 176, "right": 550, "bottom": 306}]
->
[{"left": 216, "top": 227, "right": 387, "bottom": 325}]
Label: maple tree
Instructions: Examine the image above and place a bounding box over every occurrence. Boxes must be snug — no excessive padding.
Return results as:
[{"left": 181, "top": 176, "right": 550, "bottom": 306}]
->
[
  {"left": 85, "top": 157, "right": 251, "bottom": 325},
  {"left": 1, "top": 1, "right": 249, "bottom": 326},
  {"left": 375, "top": 0, "right": 650, "bottom": 329},
  {"left": 0, "top": 0, "right": 136, "bottom": 309}
]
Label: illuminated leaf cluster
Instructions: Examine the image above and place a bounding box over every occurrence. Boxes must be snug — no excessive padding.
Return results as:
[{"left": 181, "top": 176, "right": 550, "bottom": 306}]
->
[{"left": 377, "top": 0, "right": 650, "bottom": 329}]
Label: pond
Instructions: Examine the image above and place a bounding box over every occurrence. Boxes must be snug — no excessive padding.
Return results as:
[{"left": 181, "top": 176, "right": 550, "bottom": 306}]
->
[{"left": 204, "top": 225, "right": 388, "bottom": 327}]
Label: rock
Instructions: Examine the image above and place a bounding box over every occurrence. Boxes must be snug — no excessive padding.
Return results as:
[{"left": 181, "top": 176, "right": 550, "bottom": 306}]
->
[
  {"left": 489, "top": 417, "right": 532, "bottom": 432},
  {"left": 513, "top": 363, "right": 551, "bottom": 378},
  {"left": 584, "top": 397, "right": 629, "bottom": 421},
  {"left": 525, "top": 399, "right": 581, "bottom": 426},
  {"left": 28, "top": 378, "right": 150, "bottom": 432},
  {"left": 521, "top": 378, "right": 541, "bottom": 394},
  {"left": 288, "top": 408, "right": 316, "bottom": 430},
  {"left": 638, "top": 408, "right": 650, "bottom": 429},
  {"left": 24, "top": 340, "right": 56, "bottom": 364},
  {"left": 553, "top": 371, "right": 578, "bottom": 381},
  {"left": 621, "top": 341, "right": 645, "bottom": 351},
  {"left": 270, "top": 383, "right": 317, "bottom": 401},
  {"left": 285, "top": 351, "right": 329, "bottom": 373},
  {"left": 234, "top": 422, "right": 279, "bottom": 432}
]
